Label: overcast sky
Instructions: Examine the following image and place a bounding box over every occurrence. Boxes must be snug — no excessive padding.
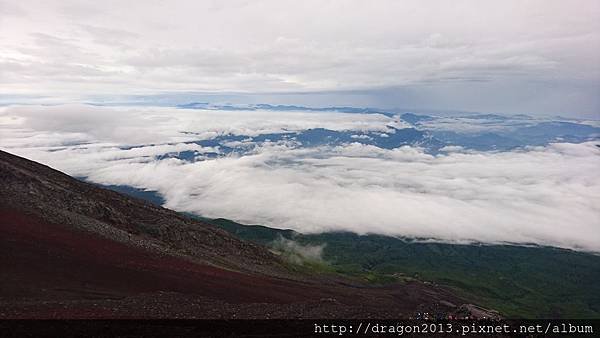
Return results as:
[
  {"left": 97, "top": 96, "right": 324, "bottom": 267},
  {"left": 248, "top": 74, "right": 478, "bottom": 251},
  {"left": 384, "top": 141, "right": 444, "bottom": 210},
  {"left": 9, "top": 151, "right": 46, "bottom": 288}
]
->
[{"left": 1, "top": 0, "right": 599, "bottom": 117}]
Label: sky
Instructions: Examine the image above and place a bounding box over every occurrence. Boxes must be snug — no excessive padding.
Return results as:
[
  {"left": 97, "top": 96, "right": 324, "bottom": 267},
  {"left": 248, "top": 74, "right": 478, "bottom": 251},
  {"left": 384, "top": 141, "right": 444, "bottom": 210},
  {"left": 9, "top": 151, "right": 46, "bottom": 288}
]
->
[
  {"left": 1, "top": 104, "right": 599, "bottom": 251},
  {"left": 1, "top": 0, "right": 599, "bottom": 117}
]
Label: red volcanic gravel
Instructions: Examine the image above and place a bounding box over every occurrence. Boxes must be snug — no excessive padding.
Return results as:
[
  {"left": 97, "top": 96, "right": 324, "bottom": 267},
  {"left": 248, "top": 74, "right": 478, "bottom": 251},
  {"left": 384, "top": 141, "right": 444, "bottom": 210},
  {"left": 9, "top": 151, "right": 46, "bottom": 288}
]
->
[
  {"left": 1, "top": 209, "right": 323, "bottom": 304},
  {"left": 0, "top": 210, "right": 464, "bottom": 319}
]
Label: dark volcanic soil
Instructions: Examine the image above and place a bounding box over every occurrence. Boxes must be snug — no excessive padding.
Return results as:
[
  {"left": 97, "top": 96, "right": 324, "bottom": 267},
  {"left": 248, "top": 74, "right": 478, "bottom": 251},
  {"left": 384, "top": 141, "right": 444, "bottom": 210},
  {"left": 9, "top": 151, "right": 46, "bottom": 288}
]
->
[{"left": 0, "top": 150, "right": 467, "bottom": 319}]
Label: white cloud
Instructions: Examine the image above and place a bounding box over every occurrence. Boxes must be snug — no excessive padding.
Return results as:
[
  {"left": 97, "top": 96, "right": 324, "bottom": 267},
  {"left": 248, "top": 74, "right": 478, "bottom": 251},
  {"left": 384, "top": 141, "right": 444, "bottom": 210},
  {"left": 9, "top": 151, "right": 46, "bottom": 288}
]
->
[
  {"left": 416, "top": 115, "right": 537, "bottom": 134},
  {"left": 272, "top": 237, "right": 326, "bottom": 264},
  {"left": 1, "top": 105, "right": 598, "bottom": 252},
  {"left": 0, "top": 104, "right": 406, "bottom": 146},
  {"left": 438, "top": 145, "right": 466, "bottom": 153}
]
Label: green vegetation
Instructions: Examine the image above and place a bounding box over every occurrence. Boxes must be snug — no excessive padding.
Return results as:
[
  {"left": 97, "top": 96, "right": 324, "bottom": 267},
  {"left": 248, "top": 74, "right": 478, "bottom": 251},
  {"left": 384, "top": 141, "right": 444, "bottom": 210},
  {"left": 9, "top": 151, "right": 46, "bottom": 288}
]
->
[{"left": 203, "top": 217, "right": 600, "bottom": 319}]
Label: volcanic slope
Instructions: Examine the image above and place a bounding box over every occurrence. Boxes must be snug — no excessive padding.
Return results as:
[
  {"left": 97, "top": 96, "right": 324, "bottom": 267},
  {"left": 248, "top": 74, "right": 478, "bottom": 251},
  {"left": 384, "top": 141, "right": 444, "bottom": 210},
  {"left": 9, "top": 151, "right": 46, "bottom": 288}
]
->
[{"left": 0, "top": 150, "right": 469, "bottom": 319}]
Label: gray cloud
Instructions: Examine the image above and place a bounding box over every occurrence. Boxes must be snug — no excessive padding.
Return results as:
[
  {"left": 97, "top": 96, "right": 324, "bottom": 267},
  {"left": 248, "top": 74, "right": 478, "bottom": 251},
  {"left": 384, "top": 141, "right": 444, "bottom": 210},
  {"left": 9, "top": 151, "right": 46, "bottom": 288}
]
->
[{"left": 0, "top": 0, "right": 598, "bottom": 116}]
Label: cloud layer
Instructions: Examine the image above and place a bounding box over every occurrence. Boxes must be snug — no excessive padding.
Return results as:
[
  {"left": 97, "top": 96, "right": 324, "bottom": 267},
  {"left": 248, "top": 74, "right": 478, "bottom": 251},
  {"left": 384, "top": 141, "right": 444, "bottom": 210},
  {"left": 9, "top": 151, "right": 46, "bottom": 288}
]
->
[
  {"left": 1, "top": 105, "right": 599, "bottom": 251},
  {"left": 1, "top": 0, "right": 599, "bottom": 115}
]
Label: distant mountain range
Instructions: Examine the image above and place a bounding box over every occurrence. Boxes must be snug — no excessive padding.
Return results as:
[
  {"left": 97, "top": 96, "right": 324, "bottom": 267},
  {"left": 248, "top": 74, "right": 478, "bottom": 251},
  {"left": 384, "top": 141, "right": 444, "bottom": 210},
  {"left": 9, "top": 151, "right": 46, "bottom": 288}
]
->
[
  {"left": 177, "top": 102, "right": 389, "bottom": 114},
  {"left": 174, "top": 102, "right": 600, "bottom": 152}
]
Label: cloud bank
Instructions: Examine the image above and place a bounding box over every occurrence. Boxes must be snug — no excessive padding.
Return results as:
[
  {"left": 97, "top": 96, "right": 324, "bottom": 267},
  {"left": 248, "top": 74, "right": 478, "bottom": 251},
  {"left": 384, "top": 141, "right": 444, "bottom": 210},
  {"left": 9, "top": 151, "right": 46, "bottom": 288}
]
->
[
  {"left": 1, "top": 0, "right": 599, "bottom": 116},
  {"left": 1, "top": 105, "right": 599, "bottom": 252}
]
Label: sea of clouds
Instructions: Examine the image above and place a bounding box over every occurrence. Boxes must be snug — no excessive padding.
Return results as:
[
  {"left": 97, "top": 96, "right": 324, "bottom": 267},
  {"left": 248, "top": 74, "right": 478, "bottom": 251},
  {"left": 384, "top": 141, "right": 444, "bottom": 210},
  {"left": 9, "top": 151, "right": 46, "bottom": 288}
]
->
[{"left": 1, "top": 105, "right": 599, "bottom": 251}]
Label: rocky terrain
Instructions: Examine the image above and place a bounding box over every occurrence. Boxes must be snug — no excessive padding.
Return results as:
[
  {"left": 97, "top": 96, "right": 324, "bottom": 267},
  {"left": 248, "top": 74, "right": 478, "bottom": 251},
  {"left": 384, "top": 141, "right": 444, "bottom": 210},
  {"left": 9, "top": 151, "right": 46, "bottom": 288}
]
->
[{"left": 1, "top": 149, "right": 476, "bottom": 319}]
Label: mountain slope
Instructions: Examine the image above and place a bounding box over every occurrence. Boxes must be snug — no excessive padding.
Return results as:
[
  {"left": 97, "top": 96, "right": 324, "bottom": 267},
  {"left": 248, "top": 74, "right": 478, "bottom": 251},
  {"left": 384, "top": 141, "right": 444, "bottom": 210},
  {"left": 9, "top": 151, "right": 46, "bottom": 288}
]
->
[
  {"left": 0, "top": 150, "right": 470, "bottom": 319},
  {"left": 210, "top": 217, "right": 600, "bottom": 318},
  {"left": 0, "top": 149, "right": 281, "bottom": 275}
]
